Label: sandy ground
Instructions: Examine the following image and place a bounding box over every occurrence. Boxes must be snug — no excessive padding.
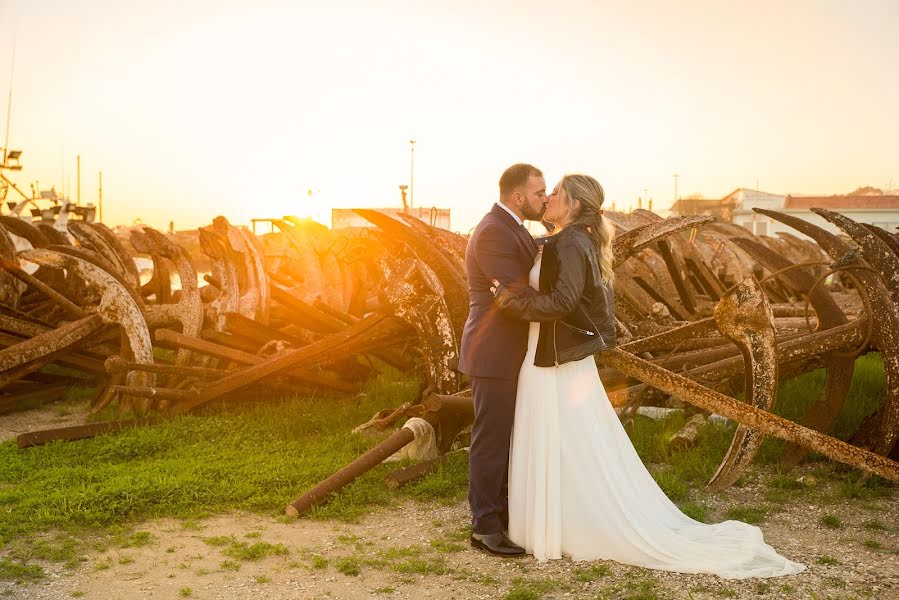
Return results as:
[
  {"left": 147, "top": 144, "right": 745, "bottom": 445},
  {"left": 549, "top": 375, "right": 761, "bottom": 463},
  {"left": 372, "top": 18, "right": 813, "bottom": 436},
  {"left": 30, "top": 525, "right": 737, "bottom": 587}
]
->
[{"left": 4, "top": 489, "right": 897, "bottom": 600}]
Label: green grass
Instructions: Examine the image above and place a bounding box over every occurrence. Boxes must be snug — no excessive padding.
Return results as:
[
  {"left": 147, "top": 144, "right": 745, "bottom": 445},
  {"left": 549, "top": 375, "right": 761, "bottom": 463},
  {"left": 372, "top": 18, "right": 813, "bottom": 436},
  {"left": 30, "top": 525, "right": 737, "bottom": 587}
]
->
[
  {"left": 503, "top": 577, "right": 564, "bottom": 600},
  {"left": 336, "top": 556, "right": 361, "bottom": 576},
  {"left": 221, "top": 541, "right": 288, "bottom": 561},
  {"left": 574, "top": 563, "right": 612, "bottom": 581},
  {"left": 724, "top": 505, "right": 767, "bottom": 525},
  {"left": 819, "top": 514, "right": 843, "bottom": 529},
  {"left": 0, "top": 371, "right": 468, "bottom": 549},
  {"left": 0, "top": 559, "right": 45, "bottom": 582}
]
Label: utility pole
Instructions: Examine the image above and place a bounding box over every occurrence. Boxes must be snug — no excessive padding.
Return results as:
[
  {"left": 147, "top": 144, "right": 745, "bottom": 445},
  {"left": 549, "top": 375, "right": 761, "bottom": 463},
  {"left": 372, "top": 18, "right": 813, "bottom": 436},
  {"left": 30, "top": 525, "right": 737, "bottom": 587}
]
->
[
  {"left": 98, "top": 171, "right": 103, "bottom": 223},
  {"left": 3, "top": 39, "right": 14, "bottom": 167},
  {"left": 673, "top": 173, "right": 679, "bottom": 204},
  {"left": 409, "top": 140, "right": 416, "bottom": 211},
  {"left": 77, "top": 155, "right": 81, "bottom": 205}
]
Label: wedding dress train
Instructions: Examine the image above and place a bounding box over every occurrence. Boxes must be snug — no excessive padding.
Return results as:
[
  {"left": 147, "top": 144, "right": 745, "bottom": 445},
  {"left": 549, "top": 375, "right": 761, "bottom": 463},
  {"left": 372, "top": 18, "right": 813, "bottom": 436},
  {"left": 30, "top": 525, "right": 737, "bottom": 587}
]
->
[{"left": 507, "top": 254, "right": 806, "bottom": 579}]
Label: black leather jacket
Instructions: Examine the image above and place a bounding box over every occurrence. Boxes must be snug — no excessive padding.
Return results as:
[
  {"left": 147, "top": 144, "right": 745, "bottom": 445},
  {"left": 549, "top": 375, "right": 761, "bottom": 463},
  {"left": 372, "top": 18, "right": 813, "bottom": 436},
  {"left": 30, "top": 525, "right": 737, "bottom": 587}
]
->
[{"left": 494, "top": 225, "right": 616, "bottom": 367}]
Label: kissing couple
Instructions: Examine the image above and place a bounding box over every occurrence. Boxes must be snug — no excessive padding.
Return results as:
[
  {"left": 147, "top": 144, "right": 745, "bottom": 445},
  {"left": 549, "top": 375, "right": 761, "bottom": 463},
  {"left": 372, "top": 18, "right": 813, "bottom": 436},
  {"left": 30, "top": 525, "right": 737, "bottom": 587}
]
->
[{"left": 457, "top": 163, "right": 806, "bottom": 579}]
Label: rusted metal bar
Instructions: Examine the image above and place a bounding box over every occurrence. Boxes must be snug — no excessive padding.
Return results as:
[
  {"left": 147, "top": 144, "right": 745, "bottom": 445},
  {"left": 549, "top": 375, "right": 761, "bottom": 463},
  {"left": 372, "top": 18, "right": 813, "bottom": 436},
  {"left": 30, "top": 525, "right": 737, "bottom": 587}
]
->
[
  {"left": 16, "top": 418, "right": 162, "bottom": 448},
  {"left": 285, "top": 427, "right": 416, "bottom": 518},
  {"left": 173, "top": 315, "right": 403, "bottom": 414},
  {"left": 200, "top": 329, "right": 262, "bottom": 354},
  {"left": 104, "top": 355, "right": 228, "bottom": 379},
  {"left": 312, "top": 299, "right": 360, "bottom": 325},
  {"left": 269, "top": 281, "right": 346, "bottom": 333},
  {"left": 222, "top": 311, "right": 308, "bottom": 347},
  {"left": 0, "top": 314, "right": 105, "bottom": 388},
  {"left": 109, "top": 385, "right": 193, "bottom": 402},
  {"left": 0, "top": 260, "right": 87, "bottom": 319},
  {"left": 602, "top": 348, "right": 899, "bottom": 483},
  {"left": 612, "top": 215, "right": 715, "bottom": 267},
  {"left": 385, "top": 450, "right": 464, "bottom": 489},
  {"left": 655, "top": 239, "right": 697, "bottom": 314},
  {"left": 154, "top": 329, "right": 357, "bottom": 393}
]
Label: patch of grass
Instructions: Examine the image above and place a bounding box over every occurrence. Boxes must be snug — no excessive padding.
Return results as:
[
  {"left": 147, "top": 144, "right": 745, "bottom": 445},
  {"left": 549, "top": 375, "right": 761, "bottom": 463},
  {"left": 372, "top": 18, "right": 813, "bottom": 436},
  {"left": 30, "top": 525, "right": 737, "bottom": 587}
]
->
[
  {"left": 651, "top": 469, "right": 688, "bottom": 502},
  {"left": 93, "top": 558, "right": 112, "bottom": 571},
  {"left": 754, "top": 582, "right": 771, "bottom": 594},
  {"left": 678, "top": 501, "right": 710, "bottom": 523},
  {"left": 379, "top": 544, "right": 423, "bottom": 560},
  {"left": 244, "top": 531, "right": 262, "bottom": 539},
  {"left": 816, "top": 555, "right": 839, "bottom": 565},
  {"left": 0, "top": 559, "right": 45, "bottom": 582},
  {"left": 503, "top": 577, "right": 564, "bottom": 600},
  {"left": 310, "top": 554, "right": 328, "bottom": 569},
  {"left": 337, "top": 533, "right": 360, "bottom": 545},
  {"left": 574, "top": 563, "right": 612, "bottom": 581},
  {"left": 70, "top": 592, "right": 86, "bottom": 598},
  {"left": 597, "top": 572, "right": 660, "bottom": 600},
  {"left": 118, "top": 554, "right": 135, "bottom": 565},
  {"left": 768, "top": 474, "right": 803, "bottom": 490},
  {"left": 429, "top": 539, "right": 464, "bottom": 553},
  {"left": 724, "top": 505, "right": 767, "bottom": 525},
  {"left": 221, "top": 541, "right": 288, "bottom": 561},
  {"left": 863, "top": 519, "right": 886, "bottom": 531},
  {"left": 862, "top": 538, "right": 881, "bottom": 550},
  {"left": 122, "top": 531, "right": 154, "bottom": 547},
  {"left": 179, "top": 587, "right": 192, "bottom": 597},
  {"left": 819, "top": 514, "right": 843, "bottom": 529},
  {"left": 203, "top": 535, "right": 233, "bottom": 547},
  {"left": 219, "top": 560, "right": 240, "bottom": 571},
  {"left": 391, "top": 557, "right": 449, "bottom": 575},
  {"left": 255, "top": 574, "right": 271, "bottom": 583},
  {"left": 839, "top": 473, "right": 894, "bottom": 501},
  {"left": 373, "top": 586, "right": 395, "bottom": 594},
  {"left": 336, "top": 557, "right": 360, "bottom": 576},
  {"left": 455, "top": 568, "right": 500, "bottom": 585}
]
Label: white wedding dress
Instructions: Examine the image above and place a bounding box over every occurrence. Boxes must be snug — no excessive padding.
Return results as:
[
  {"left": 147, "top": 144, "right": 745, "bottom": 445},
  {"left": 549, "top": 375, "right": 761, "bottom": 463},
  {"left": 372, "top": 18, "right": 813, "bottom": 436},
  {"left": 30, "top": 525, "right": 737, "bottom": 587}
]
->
[{"left": 507, "top": 253, "right": 806, "bottom": 579}]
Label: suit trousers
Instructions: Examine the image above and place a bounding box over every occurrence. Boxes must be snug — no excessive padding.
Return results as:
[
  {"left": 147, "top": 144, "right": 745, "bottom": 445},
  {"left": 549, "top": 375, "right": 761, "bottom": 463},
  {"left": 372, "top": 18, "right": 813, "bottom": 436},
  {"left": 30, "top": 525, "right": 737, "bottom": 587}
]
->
[{"left": 468, "top": 375, "right": 518, "bottom": 535}]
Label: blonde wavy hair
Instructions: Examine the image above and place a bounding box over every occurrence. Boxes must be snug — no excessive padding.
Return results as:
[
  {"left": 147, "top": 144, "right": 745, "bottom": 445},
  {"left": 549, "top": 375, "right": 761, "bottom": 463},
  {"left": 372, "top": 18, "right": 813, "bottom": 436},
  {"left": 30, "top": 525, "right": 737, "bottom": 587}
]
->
[{"left": 559, "top": 173, "right": 614, "bottom": 285}]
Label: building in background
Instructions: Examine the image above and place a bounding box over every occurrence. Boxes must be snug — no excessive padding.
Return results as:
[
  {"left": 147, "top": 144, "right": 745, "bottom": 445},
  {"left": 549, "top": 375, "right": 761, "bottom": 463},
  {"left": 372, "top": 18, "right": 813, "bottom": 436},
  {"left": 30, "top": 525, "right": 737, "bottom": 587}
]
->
[
  {"left": 332, "top": 206, "right": 451, "bottom": 230},
  {"left": 673, "top": 187, "right": 899, "bottom": 240}
]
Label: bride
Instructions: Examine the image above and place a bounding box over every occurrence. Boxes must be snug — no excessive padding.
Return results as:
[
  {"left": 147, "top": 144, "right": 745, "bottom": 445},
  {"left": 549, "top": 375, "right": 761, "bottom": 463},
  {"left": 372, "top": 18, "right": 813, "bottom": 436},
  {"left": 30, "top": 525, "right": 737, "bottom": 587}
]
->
[{"left": 491, "top": 174, "right": 806, "bottom": 579}]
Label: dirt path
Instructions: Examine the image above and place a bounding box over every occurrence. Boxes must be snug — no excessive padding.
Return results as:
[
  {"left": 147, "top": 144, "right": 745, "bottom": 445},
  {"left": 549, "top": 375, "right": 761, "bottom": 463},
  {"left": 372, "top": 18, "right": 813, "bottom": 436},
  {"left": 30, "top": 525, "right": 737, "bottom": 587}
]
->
[
  {"left": 0, "top": 404, "right": 89, "bottom": 444},
  {"left": 5, "top": 489, "right": 897, "bottom": 600}
]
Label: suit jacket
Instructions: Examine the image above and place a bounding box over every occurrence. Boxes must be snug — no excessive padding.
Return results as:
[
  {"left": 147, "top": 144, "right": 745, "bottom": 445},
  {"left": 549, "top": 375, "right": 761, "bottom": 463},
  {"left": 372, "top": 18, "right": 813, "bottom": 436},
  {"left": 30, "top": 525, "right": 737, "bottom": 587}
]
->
[{"left": 458, "top": 204, "right": 538, "bottom": 379}]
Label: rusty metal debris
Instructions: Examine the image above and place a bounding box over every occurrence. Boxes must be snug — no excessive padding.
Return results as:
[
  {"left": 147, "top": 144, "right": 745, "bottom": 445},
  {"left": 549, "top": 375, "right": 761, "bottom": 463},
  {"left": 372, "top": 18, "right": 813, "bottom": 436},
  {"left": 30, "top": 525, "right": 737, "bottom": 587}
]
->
[{"left": 2, "top": 204, "right": 895, "bottom": 496}]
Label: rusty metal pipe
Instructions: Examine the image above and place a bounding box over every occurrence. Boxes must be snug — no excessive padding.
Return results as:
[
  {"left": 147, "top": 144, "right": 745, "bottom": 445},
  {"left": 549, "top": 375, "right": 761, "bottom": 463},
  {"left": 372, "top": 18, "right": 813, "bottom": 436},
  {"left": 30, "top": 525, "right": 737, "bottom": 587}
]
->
[
  {"left": 285, "top": 427, "right": 415, "bottom": 518},
  {"left": 603, "top": 348, "right": 899, "bottom": 483}
]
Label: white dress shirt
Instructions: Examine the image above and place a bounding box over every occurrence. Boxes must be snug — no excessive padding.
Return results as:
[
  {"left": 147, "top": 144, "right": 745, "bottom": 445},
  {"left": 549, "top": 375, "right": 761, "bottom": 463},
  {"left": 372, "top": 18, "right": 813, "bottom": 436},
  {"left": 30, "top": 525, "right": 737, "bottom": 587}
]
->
[{"left": 496, "top": 202, "right": 524, "bottom": 226}]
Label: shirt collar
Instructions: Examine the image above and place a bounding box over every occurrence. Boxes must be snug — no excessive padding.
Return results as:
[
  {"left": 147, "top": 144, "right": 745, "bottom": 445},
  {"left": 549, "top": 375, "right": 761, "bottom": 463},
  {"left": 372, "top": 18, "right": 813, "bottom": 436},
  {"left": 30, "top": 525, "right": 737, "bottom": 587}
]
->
[{"left": 495, "top": 202, "right": 524, "bottom": 226}]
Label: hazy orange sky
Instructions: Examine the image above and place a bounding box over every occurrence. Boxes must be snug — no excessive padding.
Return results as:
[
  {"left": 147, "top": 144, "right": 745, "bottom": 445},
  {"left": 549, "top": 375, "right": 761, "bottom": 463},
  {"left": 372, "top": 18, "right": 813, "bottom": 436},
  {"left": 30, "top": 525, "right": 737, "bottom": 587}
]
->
[{"left": 1, "top": 0, "right": 897, "bottom": 232}]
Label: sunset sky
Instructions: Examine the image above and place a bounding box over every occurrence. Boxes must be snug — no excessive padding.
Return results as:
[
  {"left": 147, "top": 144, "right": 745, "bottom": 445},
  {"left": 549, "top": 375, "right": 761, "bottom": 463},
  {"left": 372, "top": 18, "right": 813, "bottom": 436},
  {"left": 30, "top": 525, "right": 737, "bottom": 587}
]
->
[{"left": 0, "top": 0, "right": 897, "bottom": 233}]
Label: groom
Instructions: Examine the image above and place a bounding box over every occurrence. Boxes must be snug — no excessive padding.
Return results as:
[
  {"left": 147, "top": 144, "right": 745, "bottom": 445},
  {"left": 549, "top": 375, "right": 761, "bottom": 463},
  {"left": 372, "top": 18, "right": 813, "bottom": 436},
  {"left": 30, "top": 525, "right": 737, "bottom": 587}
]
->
[{"left": 459, "top": 163, "right": 547, "bottom": 556}]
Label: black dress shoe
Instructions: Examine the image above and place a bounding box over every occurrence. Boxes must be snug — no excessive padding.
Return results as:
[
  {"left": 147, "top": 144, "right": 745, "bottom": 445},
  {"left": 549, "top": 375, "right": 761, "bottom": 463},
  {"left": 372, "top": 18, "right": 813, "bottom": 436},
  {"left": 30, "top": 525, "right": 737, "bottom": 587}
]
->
[{"left": 470, "top": 532, "right": 526, "bottom": 556}]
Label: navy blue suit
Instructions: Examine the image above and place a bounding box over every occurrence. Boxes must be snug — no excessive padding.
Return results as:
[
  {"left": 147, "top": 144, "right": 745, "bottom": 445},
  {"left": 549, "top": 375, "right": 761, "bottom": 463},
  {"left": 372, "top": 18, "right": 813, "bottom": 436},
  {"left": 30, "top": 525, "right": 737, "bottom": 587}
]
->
[{"left": 459, "top": 204, "right": 538, "bottom": 534}]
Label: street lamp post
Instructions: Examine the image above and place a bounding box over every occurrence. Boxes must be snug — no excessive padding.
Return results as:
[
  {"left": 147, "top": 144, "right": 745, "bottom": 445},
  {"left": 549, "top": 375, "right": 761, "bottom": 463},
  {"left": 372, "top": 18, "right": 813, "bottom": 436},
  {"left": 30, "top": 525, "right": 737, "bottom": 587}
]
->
[{"left": 673, "top": 173, "right": 679, "bottom": 205}]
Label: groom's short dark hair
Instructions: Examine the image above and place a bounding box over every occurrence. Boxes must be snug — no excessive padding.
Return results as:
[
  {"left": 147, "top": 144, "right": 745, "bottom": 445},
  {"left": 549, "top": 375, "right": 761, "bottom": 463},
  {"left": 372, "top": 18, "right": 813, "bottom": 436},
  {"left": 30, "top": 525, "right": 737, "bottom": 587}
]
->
[{"left": 500, "top": 163, "right": 542, "bottom": 199}]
